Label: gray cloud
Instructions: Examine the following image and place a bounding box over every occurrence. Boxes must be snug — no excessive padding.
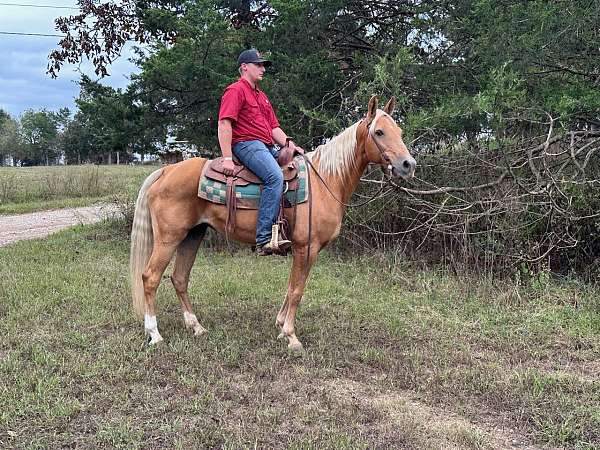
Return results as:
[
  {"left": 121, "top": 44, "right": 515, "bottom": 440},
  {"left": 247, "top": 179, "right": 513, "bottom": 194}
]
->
[{"left": 0, "top": 1, "right": 138, "bottom": 117}]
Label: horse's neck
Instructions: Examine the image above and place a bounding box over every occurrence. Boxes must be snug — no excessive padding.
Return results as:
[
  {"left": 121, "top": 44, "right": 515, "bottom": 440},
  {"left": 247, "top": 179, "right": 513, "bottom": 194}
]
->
[{"left": 319, "top": 144, "right": 369, "bottom": 206}]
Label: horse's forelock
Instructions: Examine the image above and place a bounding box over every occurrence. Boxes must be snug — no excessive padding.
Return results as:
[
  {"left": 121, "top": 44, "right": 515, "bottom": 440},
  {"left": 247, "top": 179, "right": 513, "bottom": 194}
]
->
[{"left": 368, "top": 110, "right": 390, "bottom": 135}]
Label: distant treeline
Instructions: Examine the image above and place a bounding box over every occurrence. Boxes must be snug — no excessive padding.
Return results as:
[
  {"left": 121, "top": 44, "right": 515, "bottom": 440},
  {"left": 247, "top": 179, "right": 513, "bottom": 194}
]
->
[{"left": 0, "top": 77, "right": 159, "bottom": 167}]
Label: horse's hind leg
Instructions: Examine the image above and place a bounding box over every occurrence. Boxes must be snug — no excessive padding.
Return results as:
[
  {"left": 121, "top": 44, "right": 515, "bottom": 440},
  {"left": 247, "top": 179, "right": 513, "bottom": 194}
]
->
[
  {"left": 171, "top": 224, "right": 208, "bottom": 336},
  {"left": 142, "top": 240, "right": 181, "bottom": 344}
]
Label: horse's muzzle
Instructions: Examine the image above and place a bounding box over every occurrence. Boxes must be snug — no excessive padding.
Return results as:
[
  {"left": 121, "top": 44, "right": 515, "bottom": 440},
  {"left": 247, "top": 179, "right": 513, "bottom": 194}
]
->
[{"left": 391, "top": 156, "right": 416, "bottom": 179}]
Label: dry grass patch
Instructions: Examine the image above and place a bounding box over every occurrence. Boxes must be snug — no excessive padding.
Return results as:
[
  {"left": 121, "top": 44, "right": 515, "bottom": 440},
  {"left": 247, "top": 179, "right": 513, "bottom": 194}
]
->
[
  {"left": 0, "top": 164, "right": 157, "bottom": 214},
  {"left": 326, "top": 378, "right": 552, "bottom": 450}
]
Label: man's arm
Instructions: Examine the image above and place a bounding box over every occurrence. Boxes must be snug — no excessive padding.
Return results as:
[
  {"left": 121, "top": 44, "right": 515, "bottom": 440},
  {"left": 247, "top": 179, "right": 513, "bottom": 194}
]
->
[
  {"left": 218, "top": 118, "right": 233, "bottom": 158},
  {"left": 271, "top": 127, "right": 290, "bottom": 147},
  {"left": 218, "top": 85, "right": 243, "bottom": 174},
  {"left": 218, "top": 118, "right": 235, "bottom": 175}
]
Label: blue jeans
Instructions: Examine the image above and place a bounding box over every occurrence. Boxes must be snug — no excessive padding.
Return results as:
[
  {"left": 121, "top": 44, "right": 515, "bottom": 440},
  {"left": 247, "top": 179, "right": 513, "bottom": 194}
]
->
[{"left": 233, "top": 140, "right": 282, "bottom": 245}]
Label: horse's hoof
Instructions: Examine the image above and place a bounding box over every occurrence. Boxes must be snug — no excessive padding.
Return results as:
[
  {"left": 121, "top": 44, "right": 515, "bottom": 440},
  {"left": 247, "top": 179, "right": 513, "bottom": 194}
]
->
[
  {"left": 288, "top": 341, "right": 304, "bottom": 353},
  {"left": 193, "top": 326, "right": 207, "bottom": 336},
  {"left": 147, "top": 335, "right": 163, "bottom": 346}
]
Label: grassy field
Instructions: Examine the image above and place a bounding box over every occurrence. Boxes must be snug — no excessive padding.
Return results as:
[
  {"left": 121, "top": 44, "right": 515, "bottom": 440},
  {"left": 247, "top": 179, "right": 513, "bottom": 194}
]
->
[
  {"left": 0, "top": 220, "right": 598, "bottom": 449},
  {"left": 0, "top": 165, "right": 158, "bottom": 214}
]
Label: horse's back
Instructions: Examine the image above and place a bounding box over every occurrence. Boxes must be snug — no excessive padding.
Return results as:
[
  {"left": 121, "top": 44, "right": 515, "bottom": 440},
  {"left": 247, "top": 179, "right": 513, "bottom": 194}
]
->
[
  {"left": 144, "top": 158, "right": 212, "bottom": 229},
  {"left": 151, "top": 157, "right": 208, "bottom": 198}
]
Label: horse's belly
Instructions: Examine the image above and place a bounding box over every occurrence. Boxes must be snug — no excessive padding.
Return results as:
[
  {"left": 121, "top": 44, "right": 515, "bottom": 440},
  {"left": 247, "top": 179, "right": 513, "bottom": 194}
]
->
[{"left": 197, "top": 205, "right": 258, "bottom": 244}]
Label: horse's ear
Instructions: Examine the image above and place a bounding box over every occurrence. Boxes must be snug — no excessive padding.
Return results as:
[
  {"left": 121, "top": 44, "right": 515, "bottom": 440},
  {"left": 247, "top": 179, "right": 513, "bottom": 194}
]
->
[
  {"left": 383, "top": 96, "right": 396, "bottom": 115},
  {"left": 366, "top": 95, "right": 378, "bottom": 122}
]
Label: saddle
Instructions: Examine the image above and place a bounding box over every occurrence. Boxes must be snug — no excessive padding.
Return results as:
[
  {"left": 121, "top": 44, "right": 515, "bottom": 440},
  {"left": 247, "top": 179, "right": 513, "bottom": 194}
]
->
[
  {"left": 202, "top": 145, "right": 303, "bottom": 240},
  {"left": 204, "top": 156, "right": 299, "bottom": 187}
]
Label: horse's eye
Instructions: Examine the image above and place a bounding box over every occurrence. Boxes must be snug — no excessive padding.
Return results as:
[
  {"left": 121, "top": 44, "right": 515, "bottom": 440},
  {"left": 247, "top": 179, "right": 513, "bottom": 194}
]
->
[{"left": 375, "top": 129, "right": 384, "bottom": 137}]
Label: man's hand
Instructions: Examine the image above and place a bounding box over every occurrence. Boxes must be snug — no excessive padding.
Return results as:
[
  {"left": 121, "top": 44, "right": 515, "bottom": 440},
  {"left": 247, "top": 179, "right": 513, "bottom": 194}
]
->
[
  {"left": 288, "top": 141, "right": 304, "bottom": 155},
  {"left": 222, "top": 158, "right": 235, "bottom": 176}
]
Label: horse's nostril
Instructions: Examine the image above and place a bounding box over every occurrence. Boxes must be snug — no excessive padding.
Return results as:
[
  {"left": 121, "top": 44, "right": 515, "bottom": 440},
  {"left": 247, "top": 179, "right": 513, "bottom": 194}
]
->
[{"left": 395, "top": 157, "right": 416, "bottom": 177}]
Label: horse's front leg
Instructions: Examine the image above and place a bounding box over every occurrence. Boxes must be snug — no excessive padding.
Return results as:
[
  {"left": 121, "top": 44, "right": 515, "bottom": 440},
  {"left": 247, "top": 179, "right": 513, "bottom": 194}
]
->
[{"left": 277, "top": 245, "right": 318, "bottom": 351}]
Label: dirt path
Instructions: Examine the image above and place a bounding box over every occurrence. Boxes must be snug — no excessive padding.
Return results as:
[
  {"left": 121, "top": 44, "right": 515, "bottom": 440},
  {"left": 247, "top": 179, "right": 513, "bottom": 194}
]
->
[{"left": 0, "top": 204, "right": 120, "bottom": 247}]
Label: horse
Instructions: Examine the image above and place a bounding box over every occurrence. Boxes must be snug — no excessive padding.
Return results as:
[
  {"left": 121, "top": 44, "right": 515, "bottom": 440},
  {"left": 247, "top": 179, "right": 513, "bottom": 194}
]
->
[{"left": 130, "top": 96, "right": 416, "bottom": 351}]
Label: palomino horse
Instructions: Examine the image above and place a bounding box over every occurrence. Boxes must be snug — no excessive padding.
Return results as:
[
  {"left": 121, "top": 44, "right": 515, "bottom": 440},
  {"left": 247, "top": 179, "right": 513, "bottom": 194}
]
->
[{"left": 130, "top": 96, "right": 416, "bottom": 350}]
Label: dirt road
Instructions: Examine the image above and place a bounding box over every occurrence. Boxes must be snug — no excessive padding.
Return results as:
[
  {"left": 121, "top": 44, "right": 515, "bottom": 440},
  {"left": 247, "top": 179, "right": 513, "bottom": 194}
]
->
[{"left": 0, "top": 204, "right": 119, "bottom": 247}]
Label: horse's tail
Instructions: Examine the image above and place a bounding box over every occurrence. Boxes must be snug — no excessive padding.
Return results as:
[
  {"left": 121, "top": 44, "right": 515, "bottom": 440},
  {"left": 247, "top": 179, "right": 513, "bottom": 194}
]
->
[{"left": 130, "top": 168, "right": 164, "bottom": 319}]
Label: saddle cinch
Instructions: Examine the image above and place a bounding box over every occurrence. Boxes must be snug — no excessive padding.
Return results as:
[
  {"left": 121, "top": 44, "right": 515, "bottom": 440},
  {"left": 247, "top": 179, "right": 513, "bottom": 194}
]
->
[{"left": 198, "top": 145, "right": 308, "bottom": 241}]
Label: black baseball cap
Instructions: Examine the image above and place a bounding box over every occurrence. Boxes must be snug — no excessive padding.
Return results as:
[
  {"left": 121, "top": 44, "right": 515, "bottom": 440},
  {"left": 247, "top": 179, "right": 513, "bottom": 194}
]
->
[{"left": 237, "top": 48, "right": 272, "bottom": 67}]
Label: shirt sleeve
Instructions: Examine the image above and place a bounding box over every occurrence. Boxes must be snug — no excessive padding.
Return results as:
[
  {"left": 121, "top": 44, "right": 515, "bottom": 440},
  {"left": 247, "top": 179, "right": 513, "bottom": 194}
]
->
[
  {"left": 218, "top": 86, "right": 243, "bottom": 122},
  {"left": 266, "top": 101, "right": 280, "bottom": 130}
]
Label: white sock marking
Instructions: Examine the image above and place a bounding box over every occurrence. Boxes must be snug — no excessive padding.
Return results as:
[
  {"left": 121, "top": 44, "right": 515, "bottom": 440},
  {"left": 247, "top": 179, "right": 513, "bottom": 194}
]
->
[
  {"left": 183, "top": 311, "right": 198, "bottom": 327},
  {"left": 144, "top": 314, "right": 163, "bottom": 344}
]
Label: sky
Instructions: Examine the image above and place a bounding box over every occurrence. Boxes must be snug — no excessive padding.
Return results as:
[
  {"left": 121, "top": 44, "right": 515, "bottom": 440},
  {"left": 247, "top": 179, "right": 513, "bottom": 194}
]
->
[{"left": 0, "top": 0, "right": 139, "bottom": 118}]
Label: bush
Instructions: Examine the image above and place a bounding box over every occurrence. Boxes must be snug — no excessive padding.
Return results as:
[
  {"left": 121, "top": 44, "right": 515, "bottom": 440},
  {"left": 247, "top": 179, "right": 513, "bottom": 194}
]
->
[{"left": 338, "top": 128, "right": 600, "bottom": 279}]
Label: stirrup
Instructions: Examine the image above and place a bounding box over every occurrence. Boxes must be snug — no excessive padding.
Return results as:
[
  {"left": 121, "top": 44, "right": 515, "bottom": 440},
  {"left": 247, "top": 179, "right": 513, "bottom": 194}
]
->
[{"left": 269, "top": 224, "right": 292, "bottom": 254}]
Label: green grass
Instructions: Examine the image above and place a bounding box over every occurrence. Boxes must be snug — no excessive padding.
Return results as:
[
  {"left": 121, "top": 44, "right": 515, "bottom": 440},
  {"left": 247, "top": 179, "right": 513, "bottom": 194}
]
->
[
  {"left": 0, "top": 221, "right": 599, "bottom": 449},
  {"left": 0, "top": 165, "right": 158, "bottom": 214}
]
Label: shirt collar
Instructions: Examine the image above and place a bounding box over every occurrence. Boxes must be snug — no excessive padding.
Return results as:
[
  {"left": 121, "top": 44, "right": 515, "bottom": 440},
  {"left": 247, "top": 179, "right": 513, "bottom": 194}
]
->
[{"left": 239, "top": 77, "right": 260, "bottom": 93}]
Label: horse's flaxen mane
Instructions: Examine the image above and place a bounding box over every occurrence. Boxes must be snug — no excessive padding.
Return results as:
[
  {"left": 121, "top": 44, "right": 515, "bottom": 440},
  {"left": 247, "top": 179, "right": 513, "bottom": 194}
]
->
[
  {"left": 312, "top": 121, "right": 359, "bottom": 177},
  {"left": 313, "top": 110, "right": 388, "bottom": 177}
]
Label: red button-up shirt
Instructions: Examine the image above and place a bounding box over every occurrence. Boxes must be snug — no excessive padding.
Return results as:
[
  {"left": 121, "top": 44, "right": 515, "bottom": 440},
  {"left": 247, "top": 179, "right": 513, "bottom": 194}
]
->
[{"left": 218, "top": 78, "right": 280, "bottom": 145}]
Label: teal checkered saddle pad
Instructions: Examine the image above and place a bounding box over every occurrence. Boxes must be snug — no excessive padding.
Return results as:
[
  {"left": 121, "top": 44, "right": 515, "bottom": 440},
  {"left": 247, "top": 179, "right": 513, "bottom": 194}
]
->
[{"left": 198, "top": 155, "right": 308, "bottom": 209}]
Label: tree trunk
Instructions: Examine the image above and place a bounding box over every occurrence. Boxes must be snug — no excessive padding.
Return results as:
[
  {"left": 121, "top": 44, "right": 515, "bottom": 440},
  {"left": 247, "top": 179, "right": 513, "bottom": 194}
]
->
[
  {"left": 108, "top": 151, "right": 112, "bottom": 165},
  {"left": 116, "top": 151, "right": 120, "bottom": 165}
]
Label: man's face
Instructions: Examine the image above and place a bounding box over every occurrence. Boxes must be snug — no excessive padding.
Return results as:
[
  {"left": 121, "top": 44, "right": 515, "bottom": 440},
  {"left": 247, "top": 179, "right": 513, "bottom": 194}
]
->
[{"left": 242, "top": 62, "right": 266, "bottom": 83}]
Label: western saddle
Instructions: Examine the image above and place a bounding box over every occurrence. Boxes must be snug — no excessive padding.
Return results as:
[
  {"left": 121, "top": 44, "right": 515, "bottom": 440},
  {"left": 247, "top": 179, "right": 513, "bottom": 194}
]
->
[{"left": 202, "top": 144, "right": 302, "bottom": 254}]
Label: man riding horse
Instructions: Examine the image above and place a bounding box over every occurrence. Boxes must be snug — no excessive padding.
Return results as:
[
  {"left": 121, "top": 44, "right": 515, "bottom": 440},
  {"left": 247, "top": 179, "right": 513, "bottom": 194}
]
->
[
  {"left": 130, "top": 46, "right": 416, "bottom": 348},
  {"left": 217, "top": 48, "right": 301, "bottom": 256}
]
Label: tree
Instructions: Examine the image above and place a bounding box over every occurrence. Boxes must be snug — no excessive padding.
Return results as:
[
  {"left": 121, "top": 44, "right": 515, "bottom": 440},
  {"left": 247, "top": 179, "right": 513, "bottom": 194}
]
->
[
  {"left": 73, "top": 76, "right": 163, "bottom": 163},
  {"left": 19, "top": 109, "right": 65, "bottom": 165},
  {"left": 60, "top": 111, "right": 96, "bottom": 164},
  {"left": 0, "top": 109, "right": 9, "bottom": 126},
  {"left": 0, "top": 111, "right": 24, "bottom": 166}
]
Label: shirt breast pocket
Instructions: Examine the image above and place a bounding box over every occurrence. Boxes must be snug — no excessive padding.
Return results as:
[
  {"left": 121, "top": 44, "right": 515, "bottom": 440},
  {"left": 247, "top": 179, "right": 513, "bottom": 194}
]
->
[{"left": 245, "top": 100, "right": 263, "bottom": 123}]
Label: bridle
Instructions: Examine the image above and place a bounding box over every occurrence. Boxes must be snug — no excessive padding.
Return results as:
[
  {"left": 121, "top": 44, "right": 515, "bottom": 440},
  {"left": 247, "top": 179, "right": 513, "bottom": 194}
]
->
[
  {"left": 302, "top": 115, "right": 394, "bottom": 209},
  {"left": 365, "top": 117, "right": 394, "bottom": 171}
]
